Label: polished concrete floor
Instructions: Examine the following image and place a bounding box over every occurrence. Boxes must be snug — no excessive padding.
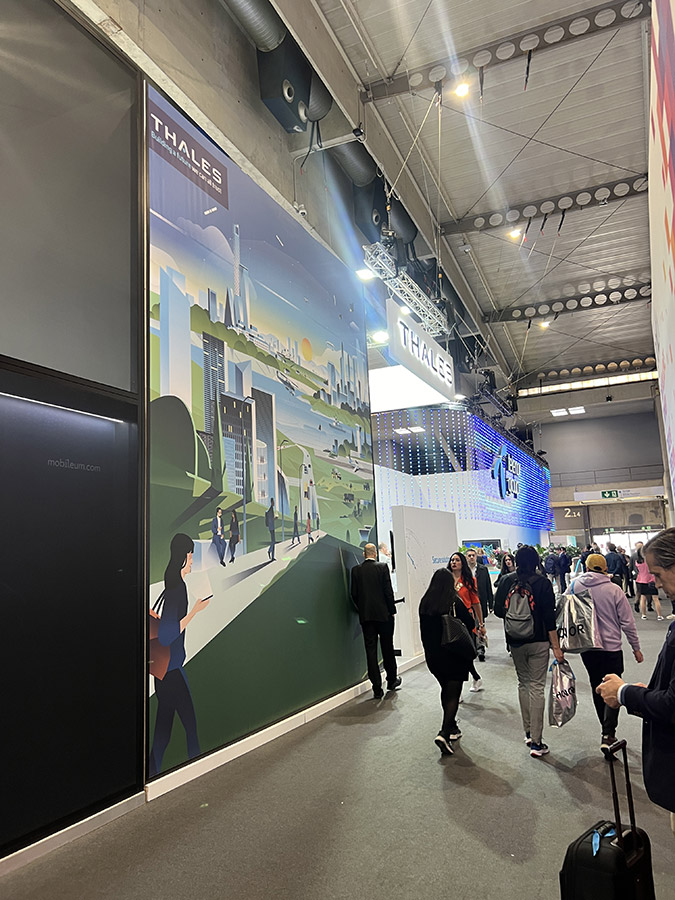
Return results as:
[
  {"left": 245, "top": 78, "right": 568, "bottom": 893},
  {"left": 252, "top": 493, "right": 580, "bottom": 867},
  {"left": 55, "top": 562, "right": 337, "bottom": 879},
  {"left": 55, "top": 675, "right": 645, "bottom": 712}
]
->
[{"left": 3, "top": 614, "right": 673, "bottom": 900}]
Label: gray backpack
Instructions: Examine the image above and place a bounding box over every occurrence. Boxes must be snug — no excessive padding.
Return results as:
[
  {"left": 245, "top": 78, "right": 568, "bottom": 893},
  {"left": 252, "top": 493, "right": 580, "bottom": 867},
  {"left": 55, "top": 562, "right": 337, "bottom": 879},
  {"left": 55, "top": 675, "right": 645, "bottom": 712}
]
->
[{"left": 504, "top": 580, "right": 535, "bottom": 641}]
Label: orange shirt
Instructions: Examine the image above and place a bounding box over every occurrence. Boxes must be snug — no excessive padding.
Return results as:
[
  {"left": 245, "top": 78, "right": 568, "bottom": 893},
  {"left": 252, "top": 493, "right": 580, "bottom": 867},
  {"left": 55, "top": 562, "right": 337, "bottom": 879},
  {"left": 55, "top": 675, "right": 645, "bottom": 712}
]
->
[{"left": 455, "top": 579, "right": 480, "bottom": 630}]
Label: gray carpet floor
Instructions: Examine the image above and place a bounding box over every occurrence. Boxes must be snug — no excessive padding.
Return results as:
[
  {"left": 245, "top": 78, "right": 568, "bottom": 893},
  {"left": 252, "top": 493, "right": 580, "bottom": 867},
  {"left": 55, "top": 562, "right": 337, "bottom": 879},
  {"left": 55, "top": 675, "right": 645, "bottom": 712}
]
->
[{"left": 3, "top": 615, "right": 673, "bottom": 900}]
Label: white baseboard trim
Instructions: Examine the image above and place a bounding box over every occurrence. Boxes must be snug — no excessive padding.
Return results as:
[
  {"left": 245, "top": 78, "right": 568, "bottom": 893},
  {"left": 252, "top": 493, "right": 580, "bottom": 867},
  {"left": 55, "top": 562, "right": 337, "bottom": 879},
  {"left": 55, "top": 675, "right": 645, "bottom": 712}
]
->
[
  {"left": 0, "top": 793, "right": 145, "bottom": 878},
  {"left": 2, "top": 656, "right": 425, "bottom": 873},
  {"left": 146, "top": 654, "right": 425, "bottom": 801}
]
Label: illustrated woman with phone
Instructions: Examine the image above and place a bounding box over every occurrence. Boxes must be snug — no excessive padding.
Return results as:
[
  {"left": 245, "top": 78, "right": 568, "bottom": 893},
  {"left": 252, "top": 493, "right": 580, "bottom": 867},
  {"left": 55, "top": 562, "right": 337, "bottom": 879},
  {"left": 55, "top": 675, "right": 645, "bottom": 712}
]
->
[{"left": 149, "top": 533, "right": 210, "bottom": 777}]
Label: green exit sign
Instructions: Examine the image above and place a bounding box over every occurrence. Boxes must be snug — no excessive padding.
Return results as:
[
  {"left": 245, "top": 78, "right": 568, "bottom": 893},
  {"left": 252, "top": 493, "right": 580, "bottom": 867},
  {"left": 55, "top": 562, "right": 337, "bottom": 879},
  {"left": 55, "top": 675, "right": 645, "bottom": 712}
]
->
[{"left": 602, "top": 490, "right": 619, "bottom": 499}]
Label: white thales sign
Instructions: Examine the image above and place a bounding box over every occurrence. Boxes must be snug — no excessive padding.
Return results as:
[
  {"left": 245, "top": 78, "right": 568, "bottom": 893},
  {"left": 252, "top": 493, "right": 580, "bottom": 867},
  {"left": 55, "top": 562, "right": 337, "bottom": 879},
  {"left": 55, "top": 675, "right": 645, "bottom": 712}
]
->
[{"left": 386, "top": 298, "right": 455, "bottom": 398}]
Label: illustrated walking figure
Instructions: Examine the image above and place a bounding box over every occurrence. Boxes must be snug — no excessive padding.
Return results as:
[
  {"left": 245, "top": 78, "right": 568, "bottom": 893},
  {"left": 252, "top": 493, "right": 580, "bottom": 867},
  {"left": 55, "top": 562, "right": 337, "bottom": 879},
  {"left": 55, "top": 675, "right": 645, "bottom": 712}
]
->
[
  {"left": 149, "top": 533, "right": 210, "bottom": 777},
  {"left": 265, "top": 498, "right": 276, "bottom": 561},
  {"left": 291, "top": 505, "right": 300, "bottom": 546},
  {"left": 228, "top": 510, "right": 240, "bottom": 563},
  {"left": 211, "top": 506, "right": 227, "bottom": 566}
]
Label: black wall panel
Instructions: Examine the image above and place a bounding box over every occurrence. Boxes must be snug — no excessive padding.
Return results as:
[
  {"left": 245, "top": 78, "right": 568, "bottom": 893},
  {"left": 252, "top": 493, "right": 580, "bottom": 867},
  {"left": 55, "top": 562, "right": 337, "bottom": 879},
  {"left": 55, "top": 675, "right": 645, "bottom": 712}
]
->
[{"left": 0, "top": 378, "right": 143, "bottom": 857}]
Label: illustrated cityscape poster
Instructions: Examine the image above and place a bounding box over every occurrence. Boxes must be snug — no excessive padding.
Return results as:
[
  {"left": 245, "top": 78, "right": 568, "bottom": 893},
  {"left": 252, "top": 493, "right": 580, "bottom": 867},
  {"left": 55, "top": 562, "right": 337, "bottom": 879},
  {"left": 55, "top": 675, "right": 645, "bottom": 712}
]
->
[{"left": 147, "top": 87, "right": 375, "bottom": 776}]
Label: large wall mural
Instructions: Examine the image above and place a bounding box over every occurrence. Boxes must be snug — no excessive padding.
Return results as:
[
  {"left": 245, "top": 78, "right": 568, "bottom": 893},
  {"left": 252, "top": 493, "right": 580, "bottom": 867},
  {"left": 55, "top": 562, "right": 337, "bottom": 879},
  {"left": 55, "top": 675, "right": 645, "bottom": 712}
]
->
[
  {"left": 147, "top": 87, "right": 375, "bottom": 776},
  {"left": 650, "top": 0, "right": 675, "bottom": 501}
]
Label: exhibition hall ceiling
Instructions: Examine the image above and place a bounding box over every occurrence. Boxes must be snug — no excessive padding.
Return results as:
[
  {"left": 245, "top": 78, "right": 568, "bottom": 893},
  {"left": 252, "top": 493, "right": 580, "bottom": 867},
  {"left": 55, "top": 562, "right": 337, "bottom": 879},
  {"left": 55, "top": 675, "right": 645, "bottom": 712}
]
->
[{"left": 316, "top": 0, "right": 654, "bottom": 390}]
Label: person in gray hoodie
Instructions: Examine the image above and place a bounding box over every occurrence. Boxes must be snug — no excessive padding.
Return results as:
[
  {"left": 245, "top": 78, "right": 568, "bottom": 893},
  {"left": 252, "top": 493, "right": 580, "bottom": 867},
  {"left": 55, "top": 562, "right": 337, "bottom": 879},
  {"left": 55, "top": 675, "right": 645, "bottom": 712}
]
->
[{"left": 570, "top": 553, "right": 644, "bottom": 756}]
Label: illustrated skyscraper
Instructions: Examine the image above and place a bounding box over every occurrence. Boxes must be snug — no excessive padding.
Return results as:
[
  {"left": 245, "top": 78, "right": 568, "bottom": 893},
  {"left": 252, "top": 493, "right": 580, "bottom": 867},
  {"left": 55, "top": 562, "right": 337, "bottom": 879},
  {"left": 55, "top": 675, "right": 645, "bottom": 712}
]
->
[{"left": 159, "top": 266, "right": 192, "bottom": 410}]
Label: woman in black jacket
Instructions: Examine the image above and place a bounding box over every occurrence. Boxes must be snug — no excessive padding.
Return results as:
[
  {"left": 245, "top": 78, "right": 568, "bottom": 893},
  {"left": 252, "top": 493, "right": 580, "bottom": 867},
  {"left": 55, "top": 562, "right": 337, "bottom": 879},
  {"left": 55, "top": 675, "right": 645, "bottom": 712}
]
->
[
  {"left": 420, "top": 568, "right": 477, "bottom": 756},
  {"left": 494, "top": 552, "right": 516, "bottom": 589}
]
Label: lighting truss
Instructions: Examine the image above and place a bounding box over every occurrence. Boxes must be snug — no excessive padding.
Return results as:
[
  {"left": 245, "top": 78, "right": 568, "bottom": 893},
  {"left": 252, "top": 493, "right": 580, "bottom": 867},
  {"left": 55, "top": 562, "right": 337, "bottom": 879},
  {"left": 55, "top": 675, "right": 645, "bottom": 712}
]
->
[{"left": 363, "top": 242, "right": 450, "bottom": 336}]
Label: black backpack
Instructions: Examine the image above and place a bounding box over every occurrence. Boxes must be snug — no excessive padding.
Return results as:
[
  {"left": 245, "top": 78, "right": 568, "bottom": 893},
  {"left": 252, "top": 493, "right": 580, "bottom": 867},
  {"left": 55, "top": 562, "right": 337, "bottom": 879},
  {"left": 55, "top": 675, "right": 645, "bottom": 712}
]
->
[{"left": 504, "top": 580, "right": 536, "bottom": 641}]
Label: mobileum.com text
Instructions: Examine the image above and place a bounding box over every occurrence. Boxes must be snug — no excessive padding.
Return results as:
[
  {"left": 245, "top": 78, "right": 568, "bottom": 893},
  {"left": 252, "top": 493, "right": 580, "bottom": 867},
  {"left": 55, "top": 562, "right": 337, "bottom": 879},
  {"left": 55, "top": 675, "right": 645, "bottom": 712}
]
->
[{"left": 47, "top": 458, "right": 102, "bottom": 473}]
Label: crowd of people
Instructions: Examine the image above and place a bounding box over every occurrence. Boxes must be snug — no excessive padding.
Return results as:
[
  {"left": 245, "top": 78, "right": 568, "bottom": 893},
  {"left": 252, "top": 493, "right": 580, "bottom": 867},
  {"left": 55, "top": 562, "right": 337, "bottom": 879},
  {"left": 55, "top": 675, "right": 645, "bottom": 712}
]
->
[{"left": 350, "top": 529, "right": 675, "bottom": 837}]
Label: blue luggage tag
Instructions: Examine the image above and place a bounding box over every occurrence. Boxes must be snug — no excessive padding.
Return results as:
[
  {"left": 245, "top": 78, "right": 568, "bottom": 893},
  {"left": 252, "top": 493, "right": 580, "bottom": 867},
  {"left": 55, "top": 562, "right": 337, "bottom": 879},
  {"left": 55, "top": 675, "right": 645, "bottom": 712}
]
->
[{"left": 592, "top": 831, "right": 600, "bottom": 856}]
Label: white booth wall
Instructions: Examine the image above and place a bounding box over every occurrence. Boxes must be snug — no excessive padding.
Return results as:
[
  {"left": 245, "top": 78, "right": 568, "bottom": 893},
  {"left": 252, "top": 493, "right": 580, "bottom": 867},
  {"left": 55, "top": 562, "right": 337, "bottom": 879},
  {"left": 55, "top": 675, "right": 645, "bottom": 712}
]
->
[{"left": 375, "top": 464, "right": 547, "bottom": 561}]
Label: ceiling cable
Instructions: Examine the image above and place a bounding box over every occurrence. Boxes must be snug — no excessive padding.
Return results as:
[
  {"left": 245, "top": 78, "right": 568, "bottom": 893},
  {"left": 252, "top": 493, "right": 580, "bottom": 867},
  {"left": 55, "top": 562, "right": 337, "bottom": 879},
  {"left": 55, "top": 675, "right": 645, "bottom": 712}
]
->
[
  {"left": 389, "top": 0, "right": 436, "bottom": 80},
  {"left": 511, "top": 301, "right": 641, "bottom": 387},
  {"left": 386, "top": 92, "right": 437, "bottom": 201},
  {"left": 505, "top": 196, "right": 631, "bottom": 310},
  {"left": 460, "top": 28, "right": 622, "bottom": 220},
  {"left": 413, "top": 93, "right": 646, "bottom": 176}
]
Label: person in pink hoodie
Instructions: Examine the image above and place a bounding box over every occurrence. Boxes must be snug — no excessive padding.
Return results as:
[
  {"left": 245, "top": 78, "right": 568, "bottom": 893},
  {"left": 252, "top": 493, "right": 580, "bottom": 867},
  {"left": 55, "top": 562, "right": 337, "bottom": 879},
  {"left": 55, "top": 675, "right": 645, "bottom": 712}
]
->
[{"left": 570, "top": 553, "right": 644, "bottom": 756}]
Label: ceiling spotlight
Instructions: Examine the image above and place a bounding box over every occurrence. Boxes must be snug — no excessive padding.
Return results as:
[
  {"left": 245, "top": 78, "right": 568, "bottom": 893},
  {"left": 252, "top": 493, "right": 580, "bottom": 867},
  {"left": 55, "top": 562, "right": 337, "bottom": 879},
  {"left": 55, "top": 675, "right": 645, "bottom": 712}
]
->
[
  {"left": 394, "top": 427, "right": 411, "bottom": 435},
  {"left": 568, "top": 406, "right": 586, "bottom": 414},
  {"left": 509, "top": 229, "right": 521, "bottom": 239},
  {"left": 409, "top": 426, "right": 425, "bottom": 433},
  {"left": 356, "top": 268, "right": 375, "bottom": 281},
  {"left": 400, "top": 305, "right": 411, "bottom": 315},
  {"left": 455, "top": 83, "right": 469, "bottom": 97},
  {"left": 539, "top": 321, "right": 550, "bottom": 328},
  {"left": 550, "top": 409, "right": 568, "bottom": 417},
  {"left": 372, "top": 330, "right": 389, "bottom": 343}
]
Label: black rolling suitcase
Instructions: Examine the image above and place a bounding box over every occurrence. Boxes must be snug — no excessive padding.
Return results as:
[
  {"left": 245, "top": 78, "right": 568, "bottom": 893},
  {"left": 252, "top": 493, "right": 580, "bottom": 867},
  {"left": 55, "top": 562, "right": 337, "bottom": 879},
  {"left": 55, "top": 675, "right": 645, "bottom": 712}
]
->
[{"left": 559, "top": 739, "right": 655, "bottom": 899}]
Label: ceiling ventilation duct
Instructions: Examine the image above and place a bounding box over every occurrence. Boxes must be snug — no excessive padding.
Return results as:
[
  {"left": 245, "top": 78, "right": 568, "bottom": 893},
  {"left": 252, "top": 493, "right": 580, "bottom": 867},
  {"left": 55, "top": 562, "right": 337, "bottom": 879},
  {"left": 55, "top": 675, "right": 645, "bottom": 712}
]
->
[
  {"left": 221, "top": 0, "right": 286, "bottom": 51},
  {"left": 388, "top": 197, "right": 417, "bottom": 245},
  {"left": 328, "top": 140, "right": 376, "bottom": 187},
  {"left": 219, "top": 0, "right": 417, "bottom": 241},
  {"left": 307, "top": 71, "right": 333, "bottom": 122}
]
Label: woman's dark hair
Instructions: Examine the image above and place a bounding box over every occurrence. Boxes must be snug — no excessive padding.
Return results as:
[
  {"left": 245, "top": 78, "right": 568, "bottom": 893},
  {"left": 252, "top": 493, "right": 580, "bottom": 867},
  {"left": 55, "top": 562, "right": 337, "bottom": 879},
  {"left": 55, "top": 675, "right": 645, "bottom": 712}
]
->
[
  {"left": 231, "top": 510, "right": 238, "bottom": 524},
  {"left": 514, "top": 545, "right": 540, "bottom": 588},
  {"left": 164, "top": 533, "right": 194, "bottom": 590},
  {"left": 447, "top": 551, "right": 475, "bottom": 590},
  {"left": 499, "top": 553, "right": 516, "bottom": 578},
  {"left": 644, "top": 528, "right": 675, "bottom": 568},
  {"left": 419, "top": 568, "right": 459, "bottom": 616},
  {"left": 635, "top": 546, "right": 644, "bottom": 564},
  {"left": 607, "top": 542, "right": 617, "bottom": 552}
]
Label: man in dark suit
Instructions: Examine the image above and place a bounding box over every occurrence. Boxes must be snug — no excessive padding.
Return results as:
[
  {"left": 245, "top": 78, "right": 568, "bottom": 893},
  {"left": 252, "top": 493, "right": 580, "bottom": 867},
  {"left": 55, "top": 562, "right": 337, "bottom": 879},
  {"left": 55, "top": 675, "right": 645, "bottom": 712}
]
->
[
  {"left": 211, "top": 507, "right": 226, "bottom": 566},
  {"left": 604, "top": 541, "right": 625, "bottom": 588},
  {"left": 350, "top": 543, "right": 401, "bottom": 699},
  {"left": 597, "top": 527, "right": 675, "bottom": 836},
  {"left": 466, "top": 547, "right": 494, "bottom": 619}
]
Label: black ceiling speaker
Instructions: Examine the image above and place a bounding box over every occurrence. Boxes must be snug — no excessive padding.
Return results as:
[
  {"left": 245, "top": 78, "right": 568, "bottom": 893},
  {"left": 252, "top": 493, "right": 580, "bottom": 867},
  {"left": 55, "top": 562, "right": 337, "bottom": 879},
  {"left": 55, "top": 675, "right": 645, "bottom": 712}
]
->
[
  {"left": 353, "top": 176, "right": 387, "bottom": 244},
  {"left": 257, "top": 35, "right": 311, "bottom": 133}
]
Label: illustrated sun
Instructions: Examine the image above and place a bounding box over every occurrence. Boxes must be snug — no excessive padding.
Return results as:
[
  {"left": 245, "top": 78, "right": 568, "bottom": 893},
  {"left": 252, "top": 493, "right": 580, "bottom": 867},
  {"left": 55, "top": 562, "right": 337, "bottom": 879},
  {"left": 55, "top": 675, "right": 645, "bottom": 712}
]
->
[{"left": 301, "top": 338, "right": 313, "bottom": 362}]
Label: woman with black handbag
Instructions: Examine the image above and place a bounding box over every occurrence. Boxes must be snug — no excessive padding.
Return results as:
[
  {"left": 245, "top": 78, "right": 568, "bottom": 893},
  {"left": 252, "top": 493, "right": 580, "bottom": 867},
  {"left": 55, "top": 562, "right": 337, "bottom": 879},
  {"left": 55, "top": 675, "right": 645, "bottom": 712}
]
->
[{"left": 419, "top": 568, "right": 478, "bottom": 756}]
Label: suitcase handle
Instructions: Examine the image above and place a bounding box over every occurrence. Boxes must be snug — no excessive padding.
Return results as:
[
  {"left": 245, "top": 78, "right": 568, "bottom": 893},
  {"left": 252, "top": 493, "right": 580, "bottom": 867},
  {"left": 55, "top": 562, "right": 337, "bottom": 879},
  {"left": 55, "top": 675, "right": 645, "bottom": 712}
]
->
[{"left": 606, "top": 739, "right": 637, "bottom": 851}]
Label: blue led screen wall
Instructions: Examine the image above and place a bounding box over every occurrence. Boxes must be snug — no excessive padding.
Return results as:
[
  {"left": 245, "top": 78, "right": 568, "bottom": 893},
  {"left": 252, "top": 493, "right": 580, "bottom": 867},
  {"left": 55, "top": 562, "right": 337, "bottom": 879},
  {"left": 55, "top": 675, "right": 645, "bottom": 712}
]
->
[{"left": 372, "top": 407, "right": 552, "bottom": 536}]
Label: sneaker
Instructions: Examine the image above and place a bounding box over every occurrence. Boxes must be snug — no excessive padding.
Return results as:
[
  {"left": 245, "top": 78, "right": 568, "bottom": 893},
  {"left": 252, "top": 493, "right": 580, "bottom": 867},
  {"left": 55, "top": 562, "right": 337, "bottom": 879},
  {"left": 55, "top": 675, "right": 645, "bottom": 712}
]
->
[
  {"left": 387, "top": 676, "right": 402, "bottom": 690},
  {"left": 657, "top": 616, "right": 664, "bottom": 621},
  {"left": 524, "top": 732, "right": 532, "bottom": 747},
  {"left": 373, "top": 687, "right": 384, "bottom": 699},
  {"left": 434, "top": 734, "right": 453, "bottom": 756},
  {"left": 530, "top": 742, "right": 550, "bottom": 758},
  {"left": 448, "top": 730, "right": 462, "bottom": 741},
  {"left": 469, "top": 678, "right": 483, "bottom": 692},
  {"left": 601, "top": 735, "right": 617, "bottom": 758},
  {"left": 641, "top": 615, "right": 647, "bottom": 620},
  {"left": 667, "top": 614, "right": 675, "bottom": 620}
]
